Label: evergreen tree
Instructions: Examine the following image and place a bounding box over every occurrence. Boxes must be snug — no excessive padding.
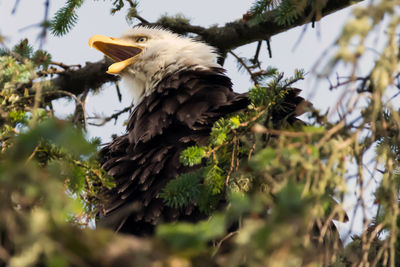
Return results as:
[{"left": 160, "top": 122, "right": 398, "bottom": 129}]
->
[{"left": 1, "top": 0, "right": 400, "bottom": 266}]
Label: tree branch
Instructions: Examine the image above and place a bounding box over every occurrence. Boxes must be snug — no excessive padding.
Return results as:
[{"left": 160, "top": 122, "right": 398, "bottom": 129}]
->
[
  {"left": 44, "top": 59, "right": 118, "bottom": 102},
  {"left": 151, "top": 0, "right": 363, "bottom": 52}
]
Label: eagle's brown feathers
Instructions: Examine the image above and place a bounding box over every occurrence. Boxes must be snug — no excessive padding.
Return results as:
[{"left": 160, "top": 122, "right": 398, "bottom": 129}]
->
[{"left": 98, "top": 68, "right": 249, "bottom": 235}]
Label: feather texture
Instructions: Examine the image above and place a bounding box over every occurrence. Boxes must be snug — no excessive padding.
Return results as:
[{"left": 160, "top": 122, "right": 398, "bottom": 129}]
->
[{"left": 98, "top": 67, "right": 248, "bottom": 235}]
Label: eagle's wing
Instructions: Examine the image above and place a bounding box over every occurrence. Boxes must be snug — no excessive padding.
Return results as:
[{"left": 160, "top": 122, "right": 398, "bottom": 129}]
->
[{"left": 98, "top": 68, "right": 249, "bottom": 235}]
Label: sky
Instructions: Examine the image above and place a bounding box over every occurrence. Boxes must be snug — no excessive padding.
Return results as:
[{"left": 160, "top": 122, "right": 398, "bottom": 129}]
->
[{"left": 0, "top": 0, "right": 377, "bottom": 241}]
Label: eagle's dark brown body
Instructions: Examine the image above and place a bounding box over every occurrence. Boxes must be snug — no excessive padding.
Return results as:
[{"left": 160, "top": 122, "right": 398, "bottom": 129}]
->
[{"left": 98, "top": 68, "right": 250, "bottom": 235}]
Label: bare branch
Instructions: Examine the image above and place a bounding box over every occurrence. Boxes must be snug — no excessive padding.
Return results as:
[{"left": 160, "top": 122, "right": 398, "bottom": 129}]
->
[
  {"left": 11, "top": 0, "right": 21, "bottom": 14},
  {"left": 88, "top": 105, "right": 133, "bottom": 127}
]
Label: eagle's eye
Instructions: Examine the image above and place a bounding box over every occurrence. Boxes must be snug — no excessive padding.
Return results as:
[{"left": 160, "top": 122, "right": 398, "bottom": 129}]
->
[{"left": 136, "top": 36, "right": 148, "bottom": 43}]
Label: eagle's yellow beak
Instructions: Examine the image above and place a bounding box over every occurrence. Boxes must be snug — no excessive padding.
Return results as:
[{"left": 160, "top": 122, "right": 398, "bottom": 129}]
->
[{"left": 89, "top": 35, "right": 143, "bottom": 74}]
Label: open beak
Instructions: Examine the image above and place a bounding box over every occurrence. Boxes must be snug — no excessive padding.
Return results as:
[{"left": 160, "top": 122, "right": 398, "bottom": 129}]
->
[{"left": 89, "top": 35, "right": 143, "bottom": 74}]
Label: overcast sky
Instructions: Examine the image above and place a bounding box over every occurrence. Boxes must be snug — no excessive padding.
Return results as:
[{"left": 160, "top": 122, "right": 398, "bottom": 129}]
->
[{"left": 0, "top": 0, "right": 376, "bottom": 241}]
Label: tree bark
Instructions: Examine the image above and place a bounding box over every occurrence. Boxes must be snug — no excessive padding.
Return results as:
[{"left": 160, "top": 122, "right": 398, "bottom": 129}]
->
[{"left": 151, "top": 0, "right": 362, "bottom": 51}]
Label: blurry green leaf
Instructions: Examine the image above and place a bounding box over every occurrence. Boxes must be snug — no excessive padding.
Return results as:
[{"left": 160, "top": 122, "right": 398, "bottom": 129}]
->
[
  {"left": 15, "top": 119, "right": 95, "bottom": 159},
  {"left": 46, "top": 254, "right": 68, "bottom": 267},
  {"left": 248, "top": 147, "right": 276, "bottom": 171},
  {"left": 157, "top": 214, "right": 225, "bottom": 252}
]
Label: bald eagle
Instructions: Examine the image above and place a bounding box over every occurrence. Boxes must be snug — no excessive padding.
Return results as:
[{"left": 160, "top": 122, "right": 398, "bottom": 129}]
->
[{"left": 89, "top": 26, "right": 304, "bottom": 235}]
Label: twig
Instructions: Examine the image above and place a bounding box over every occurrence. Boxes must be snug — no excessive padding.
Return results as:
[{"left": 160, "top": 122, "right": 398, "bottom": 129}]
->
[
  {"left": 11, "top": 0, "right": 21, "bottom": 14},
  {"left": 212, "top": 231, "right": 238, "bottom": 257},
  {"left": 72, "top": 89, "right": 89, "bottom": 130},
  {"left": 134, "top": 15, "right": 149, "bottom": 24},
  {"left": 44, "top": 89, "right": 84, "bottom": 107},
  {"left": 251, "top": 41, "right": 262, "bottom": 65},
  {"left": 318, "top": 205, "right": 343, "bottom": 244},
  {"left": 39, "top": 0, "right": 50, "bottom": 49},
  {"left": 115, "top": 81, "right": 122, "bottom": 102},
  {"left": 371, "top": 241, "right": 389, "bottom": 267},
  {"left": 328, "top": 75, "right": 369, "bottom": 91},
  {"left": 38, "top": 67, "right": 65, "bottom": 75},
  {"left": 225, "top": 134, "right": 237, "bottom": 187},
  {"left": 44, "top": 90, "right": 87, "bottom": 125},
  {"left": 251, "top": 124, "right": 316, "bottom": 138},
  {"left": 51, "top": 61, "right": 82, "bottom": 70},
  {"left": 0, "top": 245, "right": 10, "bottom": 263},
  {"left": 292, "top": 24, "right": 308, "bottom": 52},
  {"left": 25, "top": 145, "right": 39, "bottom": 165},
  {"left": 88, "top": 105, "right": 133, "bottom": 127},
  {"left": 266, "top": 38, "right": 272, "bottom": 58},
  {"left": 316, "top": 120, "right": 346, "bottom": 148},
  {"left": 30, "top": 83, "right": 43, "bottom": 126},
  {"left": 248, "top": 134, "right": 256, "bottom": 160},
  {"left": 229, "top": 50, "right": 258, "bottom": 84},
  {"left": 126, "top": 0, "right": 136, "bottom": 7}
]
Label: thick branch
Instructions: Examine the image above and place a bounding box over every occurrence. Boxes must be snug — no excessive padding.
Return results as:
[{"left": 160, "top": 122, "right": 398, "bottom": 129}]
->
[
  {"left": 44, "top": 59, "right": 118, "bottom": 102},
  {"left": 152, "top": 0, "right": 363, "bottom": 52}
]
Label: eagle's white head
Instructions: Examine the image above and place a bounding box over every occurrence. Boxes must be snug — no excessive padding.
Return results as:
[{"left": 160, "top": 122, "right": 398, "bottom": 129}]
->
[{"left": 89, "top": 26, "right": 221, "bottom": 105}]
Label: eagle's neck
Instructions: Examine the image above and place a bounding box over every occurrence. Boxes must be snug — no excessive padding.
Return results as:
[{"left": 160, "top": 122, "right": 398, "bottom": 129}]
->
[
  {"left": 121, "top": 63, "right": 217, "bottom": 107},
  {"left": 120, "top": 37, "right": 221, "bottom": 106}
]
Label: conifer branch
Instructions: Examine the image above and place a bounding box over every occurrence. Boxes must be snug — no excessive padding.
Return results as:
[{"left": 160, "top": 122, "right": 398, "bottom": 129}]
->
[{"left": 149, "top": 0, "right": 363, "bottom": 52}]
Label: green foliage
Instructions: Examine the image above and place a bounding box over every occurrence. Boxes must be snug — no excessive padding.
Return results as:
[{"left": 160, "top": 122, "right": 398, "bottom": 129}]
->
[
  {"left": 157, "top": 214, "right": 226, "bottom": 254},
  {"left": 251, "top": 0, "right": 282, "bottom": 14},
  {"left": 0, "top": 118, "right": 106, "bottom": 266},
  {"left": 0, "top": 39, "right": 116, "bottom": 266},
  {"left": 156, "top": 13, "right": 191, "bottom": 27},
  {"left": 0, "top": 55, "right": 34, "bottom": 89},
  {"left": 163, "top": 70, "right": 308, "bottom": 216},
  {"left": 8, "top": 109, "right": 29, "bottom": 124},
  {"left": 50, "top": 0, "right": 141, "bottom": 35},
  {"left": 160, "top": 169, "right": 204, "bottom": 209},
  {"left": 50, "top": 0, "right": 84, "bottom": 36},
  {"left": 180, "top": 145, "right": 205, "bottom": 166},
  {"left": 248, "top": 69, "right": 304, "bottom": 107},
  {"left": 110, "top": 0, "right": 124, "bottom": 14},
  {"left": 0, "top": 40, "right": 51, "bottom": 84},
  {"left": 3, "top": 0, "right": 400, "bottom": 266},
  {"left": 249, "top": 0, "right": 311, "bottom": 26},
  {"left": 204, "top": 164, "right": 225, "bottom": 195},
  {"left": 125, "top": 1, "right": 140, "bottom": 24},
  {"left": 248, "top": 147, "right": 276, "bottom": 170},
  {"left": 210, "top": 117, "right": 232, "bottom": 145},
  {"left": 273, "top": 0, "right": 301, "bottom": 26},
  {"left": 12, "top": 38, "right": 33, "bottom": 58},
  {"left": 32, "top": 50, "right": 52, "bottom": 69}
]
